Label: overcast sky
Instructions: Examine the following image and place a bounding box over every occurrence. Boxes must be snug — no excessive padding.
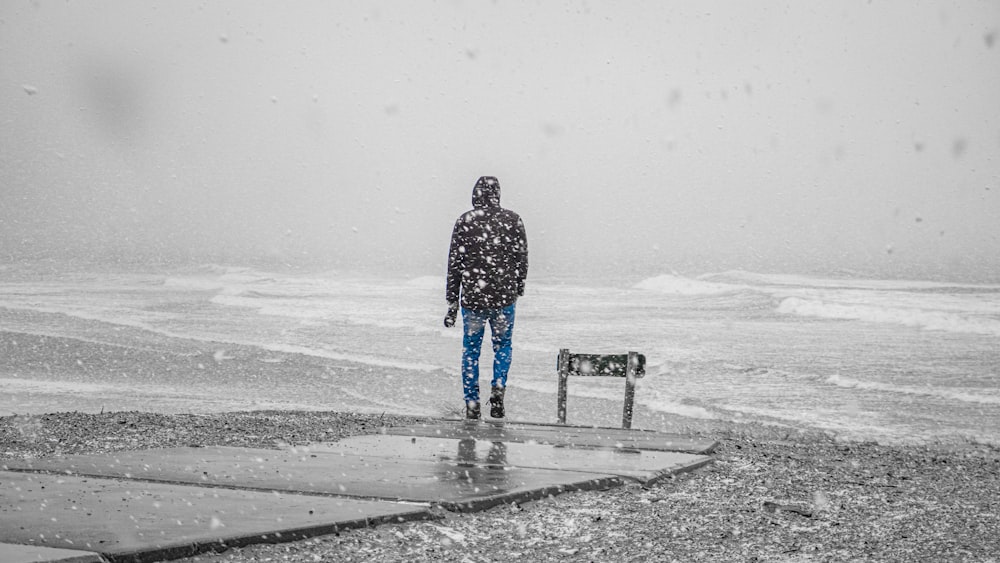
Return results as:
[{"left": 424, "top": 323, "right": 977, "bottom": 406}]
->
[{"left": 2, "top": 1, "right": 998, "bottom": 280}]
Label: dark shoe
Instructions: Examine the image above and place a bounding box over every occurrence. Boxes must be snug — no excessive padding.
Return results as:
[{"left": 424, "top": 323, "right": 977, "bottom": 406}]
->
[
  {"left": 489, "top": 386, "right": 505, "bottom": 419},
  {"left": 465, "top": 401, "right": 481, "bottom": 420}
]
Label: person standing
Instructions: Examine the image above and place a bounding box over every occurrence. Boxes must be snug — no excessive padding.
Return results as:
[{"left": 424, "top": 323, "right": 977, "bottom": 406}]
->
[{"left": 444, "top": 176, "right": 528, "bottom": 420}]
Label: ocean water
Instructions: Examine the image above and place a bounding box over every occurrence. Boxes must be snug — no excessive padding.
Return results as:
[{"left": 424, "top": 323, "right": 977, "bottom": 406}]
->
[{"left": 1, "top": 265, "right": 998, "bottom": 446}]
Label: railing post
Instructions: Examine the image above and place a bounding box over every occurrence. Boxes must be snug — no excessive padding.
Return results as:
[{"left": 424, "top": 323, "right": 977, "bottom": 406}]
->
[
  {"left": 622, "top": 351, "right": 639, "bottom": 429},
  {"left": 557, "top": 348, "right": 570, "bottom": 424}
]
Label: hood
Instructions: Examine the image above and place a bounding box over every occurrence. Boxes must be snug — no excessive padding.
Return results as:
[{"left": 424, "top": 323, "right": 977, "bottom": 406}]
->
[{"left": 472, "top": 176, "right": 501, "bottom": 208}]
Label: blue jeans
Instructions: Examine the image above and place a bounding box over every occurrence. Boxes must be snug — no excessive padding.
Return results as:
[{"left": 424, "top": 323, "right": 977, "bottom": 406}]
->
[{"left": 461, "top": 303, "right": 516, "bottom": 404}]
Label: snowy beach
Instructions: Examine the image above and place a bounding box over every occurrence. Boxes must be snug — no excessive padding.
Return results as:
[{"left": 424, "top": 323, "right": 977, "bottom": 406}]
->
[{"left": 3, "top": 408, "right": 998, "bottom": 562}]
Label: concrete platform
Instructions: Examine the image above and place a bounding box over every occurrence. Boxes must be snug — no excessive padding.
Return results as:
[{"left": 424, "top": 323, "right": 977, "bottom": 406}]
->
[
  {"left": 0, "top": 542, "right": 102, "bottom": 563},
  {"left": 2, "top": 445, "right": 623, "bottom": 511},
  {"left": 1, "top": 420, "right": 715, "bottom": 562},
  {"left": 384, "top": 419, "right": 720, "bottom": 454},
  {"left": 0, "top": 470, "right": 430, "bottom": 562}
]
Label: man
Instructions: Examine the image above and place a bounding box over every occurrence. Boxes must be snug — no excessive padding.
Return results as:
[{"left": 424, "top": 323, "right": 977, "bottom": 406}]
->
[{"left": 444, "top": 176, "right": 528, "bottom": 420}]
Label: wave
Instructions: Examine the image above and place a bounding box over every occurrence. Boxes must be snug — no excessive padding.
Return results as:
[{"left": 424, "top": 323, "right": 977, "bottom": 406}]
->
[
  {"left": 825, "top": 374, "right": 1000, "bottom": 405},
  {"left": 704, "top": 270, "right": 1000, "bottom": 292},
  {"left": 711, "top": 364, "right": 1000, "bottom": 406},
  {"left": 633, "top": 274, "right": 748, "bottom": 296},
  {"left": 777, "top": 296, "right": 1000, "bottom": 337},
  {"left": 243, "top": 342, "right": 443, "bottom": 373},
  {"left": 0, "top": 300, "right": 445, "bottom": 374},
  {"left": 163, "top": 276, "right": 228, "bottom": 291},
  {"left": 0, "top": 377, "right": 123, "bottom": 395},
  {"left": 406, "top": 276, "right": 444, "bottom": 290}
]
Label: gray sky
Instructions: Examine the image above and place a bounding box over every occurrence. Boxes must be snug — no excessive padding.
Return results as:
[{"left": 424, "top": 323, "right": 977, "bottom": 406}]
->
[{"left": 2, "top": 1, "right": 998, "bottom": 280}]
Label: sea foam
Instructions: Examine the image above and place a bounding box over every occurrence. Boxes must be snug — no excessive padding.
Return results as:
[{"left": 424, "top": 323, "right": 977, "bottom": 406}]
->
[
  {"left": 633, "top": 274, "right": 746, "bottom": 295},
  {"left": 777, "top": 296, "right": 1000, "bottom": 337},
  {"left": 825, "top": 374, "right": 1000, "bottom": 405}
]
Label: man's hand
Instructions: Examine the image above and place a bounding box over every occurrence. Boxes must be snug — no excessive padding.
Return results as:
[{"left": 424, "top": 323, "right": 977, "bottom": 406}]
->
[{"left": 444, "top": 301, "right": 459, "bottom": 327}]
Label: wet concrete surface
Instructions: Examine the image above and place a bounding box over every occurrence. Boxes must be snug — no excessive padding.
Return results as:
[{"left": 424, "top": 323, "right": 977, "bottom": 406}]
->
[
  {"left": 386, "top": 419, "right": 720, "bottom": 454},
  {"left": 0, "top": 542, "right": 103, "bottom": 563},
  {"left": 302, "top": 434, "right": 712, "bottom": 485},
  {"left": 2, "top": 445, "right": 623, "bottom": 509},
  {"left": 0, "top": 470, "right": 429, "bottom": 563},
  {"left": 1, "top": 420, "right": 714, "bottom": 562}
]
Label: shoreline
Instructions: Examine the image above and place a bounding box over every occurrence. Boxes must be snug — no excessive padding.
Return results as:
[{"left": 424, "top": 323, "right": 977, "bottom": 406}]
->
[
  {"left": 2, "top": 410, "right": 998, "bottom": 561},
  {"left": 2, "top": 328, "right": 995, "bottom": 449}
]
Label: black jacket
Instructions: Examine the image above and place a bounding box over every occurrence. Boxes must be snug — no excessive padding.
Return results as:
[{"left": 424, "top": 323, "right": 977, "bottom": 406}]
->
[{"left": 446, "top": 177, "right": 528, "bottom": 311}]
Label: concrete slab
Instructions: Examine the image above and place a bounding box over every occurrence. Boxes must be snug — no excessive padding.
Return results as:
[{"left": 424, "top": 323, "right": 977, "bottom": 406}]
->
[
  {"left": 298, "top": 434, "right": 713, "bottom": 486},
  {"left": 0, "top": 542, "right": 102, "bottom": 563},
  {"left": 385, "top": 419, "right": 719, "bottom": 454},
  {"left": 3, "top": 446, "right": 623, "bottom": 511},
  {"left": 0, "top": 470, "right": 430, "bottom": 563},
  {"left": 0, "top": 420, "right": 716, "bottom": 561}
]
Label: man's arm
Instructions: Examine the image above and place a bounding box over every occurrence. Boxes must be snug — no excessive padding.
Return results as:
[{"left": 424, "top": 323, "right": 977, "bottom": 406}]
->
[
  {"left": 445, "top": 220, "right": 463, "bottom": 305},
  {"left": 515, "top": 216, "right": 528, "bottom": 296}
]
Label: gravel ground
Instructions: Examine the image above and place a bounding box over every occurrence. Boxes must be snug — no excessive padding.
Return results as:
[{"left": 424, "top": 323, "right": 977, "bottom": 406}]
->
[{"left": 2, "top": 411, "right": 999, "bottom": 562}]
